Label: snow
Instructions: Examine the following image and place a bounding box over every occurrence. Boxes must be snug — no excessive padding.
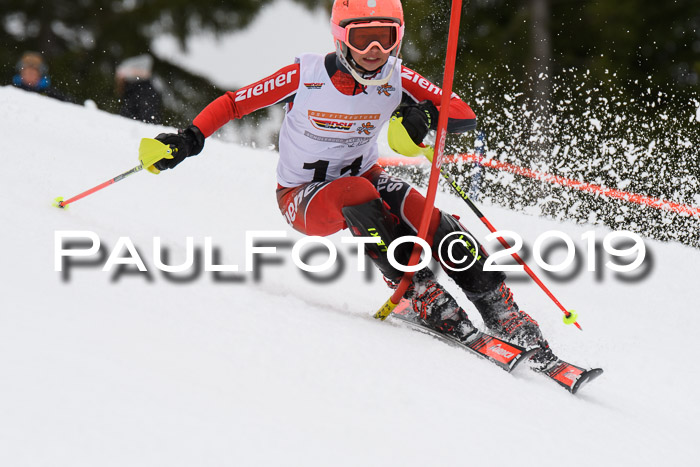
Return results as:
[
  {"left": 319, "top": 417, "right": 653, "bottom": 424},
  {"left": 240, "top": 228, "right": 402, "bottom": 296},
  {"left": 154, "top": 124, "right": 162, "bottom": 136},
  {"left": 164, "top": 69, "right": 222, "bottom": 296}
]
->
[{"left": 1, "top": 86, "right": 699, "bottom": 466}]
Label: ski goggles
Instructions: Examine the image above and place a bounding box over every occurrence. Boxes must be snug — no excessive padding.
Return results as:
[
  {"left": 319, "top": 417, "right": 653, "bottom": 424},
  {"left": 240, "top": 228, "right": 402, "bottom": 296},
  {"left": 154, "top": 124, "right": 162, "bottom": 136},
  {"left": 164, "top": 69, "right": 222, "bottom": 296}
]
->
[{"left": 331, "top": 21, "right": 404, "bottom": 54}]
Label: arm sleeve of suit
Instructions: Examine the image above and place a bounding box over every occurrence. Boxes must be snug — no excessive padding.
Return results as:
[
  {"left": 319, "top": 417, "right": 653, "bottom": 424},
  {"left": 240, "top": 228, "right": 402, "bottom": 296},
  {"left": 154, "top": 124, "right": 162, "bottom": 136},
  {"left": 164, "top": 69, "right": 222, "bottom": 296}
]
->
[
  {"left": 400, "top": 65, "right": 476, "bottom": 134},
  {"left": 192, "top": 63, "right": 301, "bottom": 138}
]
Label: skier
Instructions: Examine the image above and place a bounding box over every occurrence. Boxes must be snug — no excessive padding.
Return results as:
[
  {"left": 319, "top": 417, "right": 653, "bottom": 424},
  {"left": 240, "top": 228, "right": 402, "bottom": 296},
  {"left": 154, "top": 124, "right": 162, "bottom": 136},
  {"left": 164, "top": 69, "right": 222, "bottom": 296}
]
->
[{"left": 151, "top": 0, "right": 555, "bottom": 369}]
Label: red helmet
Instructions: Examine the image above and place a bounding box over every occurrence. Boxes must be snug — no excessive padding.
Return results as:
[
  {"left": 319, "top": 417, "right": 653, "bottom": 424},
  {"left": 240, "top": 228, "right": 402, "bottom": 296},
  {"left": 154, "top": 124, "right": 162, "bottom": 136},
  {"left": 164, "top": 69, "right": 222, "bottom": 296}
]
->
[
  {"left": 331, "top": 0, "right": 404, "bottom": 28},
  {"left": 330, "top": 0, "right": 405, "bottom": 86}
]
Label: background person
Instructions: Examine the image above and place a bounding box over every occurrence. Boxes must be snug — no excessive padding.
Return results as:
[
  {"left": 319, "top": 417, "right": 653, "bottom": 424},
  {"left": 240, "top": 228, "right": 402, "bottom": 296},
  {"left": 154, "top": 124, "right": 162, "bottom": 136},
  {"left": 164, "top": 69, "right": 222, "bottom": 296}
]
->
[
  {"left": 115, "top": 54, "right": 163, "bottom": 124},
  {"left": 12, "top": 52, "right": 75, "bottom": 103}
]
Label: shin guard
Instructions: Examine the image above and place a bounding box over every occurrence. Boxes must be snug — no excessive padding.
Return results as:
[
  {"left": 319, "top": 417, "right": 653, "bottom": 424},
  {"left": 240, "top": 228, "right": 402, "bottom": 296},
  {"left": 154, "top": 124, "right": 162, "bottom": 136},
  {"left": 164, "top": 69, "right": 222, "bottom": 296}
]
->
[
  {"left": 432, "top": 212, "right": 505, "bottom": 297},
  {"left": 342, "top": 199, "right": 410, "bottom": 282}
]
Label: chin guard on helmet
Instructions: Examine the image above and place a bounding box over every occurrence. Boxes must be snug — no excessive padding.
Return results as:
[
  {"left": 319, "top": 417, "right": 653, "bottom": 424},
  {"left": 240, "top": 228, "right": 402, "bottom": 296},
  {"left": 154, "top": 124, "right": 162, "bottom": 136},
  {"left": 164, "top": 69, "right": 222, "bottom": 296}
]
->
[{"left": 334, "top": 41, "right": 402, "bottom": 87}]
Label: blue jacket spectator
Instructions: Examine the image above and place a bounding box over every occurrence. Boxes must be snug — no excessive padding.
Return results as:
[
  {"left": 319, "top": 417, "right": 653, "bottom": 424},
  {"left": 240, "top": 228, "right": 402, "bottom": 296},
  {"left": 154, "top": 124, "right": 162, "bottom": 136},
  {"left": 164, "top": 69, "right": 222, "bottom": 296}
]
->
[{"left": 12, "top": 52, "right": 75, "bottom": 103}]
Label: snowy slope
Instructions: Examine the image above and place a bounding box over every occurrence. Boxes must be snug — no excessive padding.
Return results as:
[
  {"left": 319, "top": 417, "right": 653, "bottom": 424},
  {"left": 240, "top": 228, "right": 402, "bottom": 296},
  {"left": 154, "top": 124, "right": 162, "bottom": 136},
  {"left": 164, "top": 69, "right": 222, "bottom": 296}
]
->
[{"left": 1, "top": 86, "right": 698, "bottom": 467}]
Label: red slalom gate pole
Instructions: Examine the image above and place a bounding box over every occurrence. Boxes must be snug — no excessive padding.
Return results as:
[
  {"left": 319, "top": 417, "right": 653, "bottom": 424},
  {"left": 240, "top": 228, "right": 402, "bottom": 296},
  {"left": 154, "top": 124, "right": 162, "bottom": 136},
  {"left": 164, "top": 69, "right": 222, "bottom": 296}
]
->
[{"left": 374, "top": 0, "right": 463, "bottom": 320}]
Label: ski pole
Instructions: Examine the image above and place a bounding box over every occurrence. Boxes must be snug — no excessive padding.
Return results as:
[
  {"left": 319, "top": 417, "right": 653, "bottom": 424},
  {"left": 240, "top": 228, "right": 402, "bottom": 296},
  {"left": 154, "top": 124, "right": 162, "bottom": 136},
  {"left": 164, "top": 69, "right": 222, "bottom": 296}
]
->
[
  {"left": 385, "top": 117, "right": 581, "bottom": 329},
  {"left": 54, "top": 164, "right": 145, "bottom": 208},
  {"left": 435, "top": 153, "right": 581, "bottom": 329},
  {"left": 373, "top": 0, "right": 464, "bottom": 320},
  {"left": 53, "top": 138, "right": 172, "bottom": 209}
]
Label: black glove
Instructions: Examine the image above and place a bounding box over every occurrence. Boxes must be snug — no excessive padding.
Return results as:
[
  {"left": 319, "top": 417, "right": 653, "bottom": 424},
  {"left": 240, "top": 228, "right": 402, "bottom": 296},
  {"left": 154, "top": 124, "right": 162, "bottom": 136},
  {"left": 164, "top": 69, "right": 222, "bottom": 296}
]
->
[
  {"left": 393, "top": 100, "right": 439, "bottom": 145},
  {"left": 154, "top": 125, "right": 205, "bottom": 170}
]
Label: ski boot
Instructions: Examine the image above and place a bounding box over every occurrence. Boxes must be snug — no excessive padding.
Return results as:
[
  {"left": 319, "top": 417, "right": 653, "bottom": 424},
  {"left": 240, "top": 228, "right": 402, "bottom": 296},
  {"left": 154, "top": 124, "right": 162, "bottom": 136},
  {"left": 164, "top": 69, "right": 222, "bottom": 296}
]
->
[
  {"left": 470, "top": 282, "right": 544, "bottom": 347},
  {"left": 529, "top": 340, "right": 558, "bottom": 373},
  {"left": 470, "top": 282, "right": 558, "bottom": 369},
  {"left": 392, "top": 268, "right": 478, "bottom": 344}
]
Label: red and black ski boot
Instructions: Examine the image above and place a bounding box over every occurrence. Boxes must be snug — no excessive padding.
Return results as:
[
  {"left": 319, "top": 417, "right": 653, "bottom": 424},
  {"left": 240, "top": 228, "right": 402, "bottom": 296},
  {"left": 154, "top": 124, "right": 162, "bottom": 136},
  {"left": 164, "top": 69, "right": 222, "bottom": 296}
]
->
[
  {"left": 470, "top": 282, "right": 545, "bottom": 348},
  {"left": 393, "top": 268, "right": 478, "bottom": 344}
]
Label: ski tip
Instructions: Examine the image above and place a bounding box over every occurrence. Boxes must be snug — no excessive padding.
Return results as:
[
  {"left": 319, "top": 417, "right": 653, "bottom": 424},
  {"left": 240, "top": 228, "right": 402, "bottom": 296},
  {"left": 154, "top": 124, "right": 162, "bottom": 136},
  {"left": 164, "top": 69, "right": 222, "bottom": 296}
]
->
[
  {"left": 53, "top": 196, "right": 67, "bottom": 209},
  {"left": 571, "top": 368, "right": 604, "bottom": 394}
]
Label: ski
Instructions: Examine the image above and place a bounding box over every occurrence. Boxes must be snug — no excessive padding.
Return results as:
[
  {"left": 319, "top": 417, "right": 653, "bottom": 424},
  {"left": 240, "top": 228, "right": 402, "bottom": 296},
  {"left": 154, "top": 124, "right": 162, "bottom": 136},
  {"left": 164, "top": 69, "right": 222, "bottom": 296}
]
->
[
  {"left": 390, "top": 300, "right": 538, "bottom": 372},
  {"left": 533, "top": 358, "right": 604, "bottom": 394}
]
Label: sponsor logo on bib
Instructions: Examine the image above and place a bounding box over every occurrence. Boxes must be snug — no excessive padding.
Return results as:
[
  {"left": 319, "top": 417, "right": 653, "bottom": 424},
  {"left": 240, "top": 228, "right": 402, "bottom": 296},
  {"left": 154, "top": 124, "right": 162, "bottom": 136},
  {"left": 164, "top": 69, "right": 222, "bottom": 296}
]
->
[
  {"left": 308, "top": 110, "right": 380, "bottom": 134},
  {"left": 377, "top": 83, "right": 395, "bottom": 97},
  {"left": 304, "top": 82, "right": 324, "bottom": 90}
]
